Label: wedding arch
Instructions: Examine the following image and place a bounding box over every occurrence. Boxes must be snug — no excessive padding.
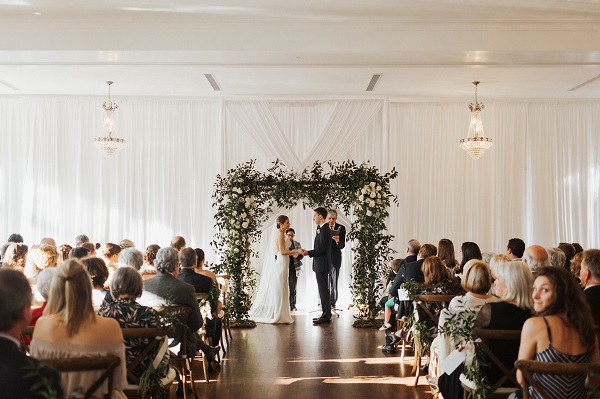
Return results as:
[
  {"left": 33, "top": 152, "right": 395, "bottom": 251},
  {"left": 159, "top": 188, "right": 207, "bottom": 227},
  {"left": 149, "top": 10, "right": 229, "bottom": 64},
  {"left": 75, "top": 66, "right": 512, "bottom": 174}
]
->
[{"left": 211, "top": 160, "right": 398, "bottom": 327}]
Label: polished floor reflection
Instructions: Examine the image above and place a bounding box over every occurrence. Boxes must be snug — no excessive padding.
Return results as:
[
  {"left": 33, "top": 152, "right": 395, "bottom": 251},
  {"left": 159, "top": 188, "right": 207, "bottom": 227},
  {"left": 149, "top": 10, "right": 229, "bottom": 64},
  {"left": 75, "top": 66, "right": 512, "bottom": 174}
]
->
[{"left": 193, "top": 310, "right": 432, "bottom": 399}]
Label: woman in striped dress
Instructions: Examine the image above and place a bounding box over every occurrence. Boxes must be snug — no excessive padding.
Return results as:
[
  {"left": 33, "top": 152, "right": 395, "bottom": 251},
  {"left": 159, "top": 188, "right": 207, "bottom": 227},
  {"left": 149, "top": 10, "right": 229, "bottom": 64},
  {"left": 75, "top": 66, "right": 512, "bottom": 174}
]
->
[{"left": 516, "top": 266, "right": 598, "bottom": 399}]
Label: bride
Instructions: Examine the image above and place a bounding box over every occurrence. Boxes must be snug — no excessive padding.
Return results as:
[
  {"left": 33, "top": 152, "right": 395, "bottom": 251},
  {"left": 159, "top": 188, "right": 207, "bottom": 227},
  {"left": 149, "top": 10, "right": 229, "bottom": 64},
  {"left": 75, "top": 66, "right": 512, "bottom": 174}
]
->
[{"left": 249, "top": 215, "right": 301, "bottom": 324}]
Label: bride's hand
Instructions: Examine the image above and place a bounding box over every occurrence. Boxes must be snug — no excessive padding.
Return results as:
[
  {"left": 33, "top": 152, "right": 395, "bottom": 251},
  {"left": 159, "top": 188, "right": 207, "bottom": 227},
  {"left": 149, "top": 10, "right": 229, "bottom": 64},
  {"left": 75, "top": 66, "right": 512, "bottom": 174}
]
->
[{"left": 292, "top": 250, "right": 299, "bottom": 258}]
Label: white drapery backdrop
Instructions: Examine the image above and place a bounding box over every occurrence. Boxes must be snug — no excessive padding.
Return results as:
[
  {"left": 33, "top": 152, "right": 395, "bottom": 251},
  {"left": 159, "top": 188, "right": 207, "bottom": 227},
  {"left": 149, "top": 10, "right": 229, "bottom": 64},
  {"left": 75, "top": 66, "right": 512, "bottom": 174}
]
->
[{"left": 1, "top": 97, "right": 599, "bottom": 307}]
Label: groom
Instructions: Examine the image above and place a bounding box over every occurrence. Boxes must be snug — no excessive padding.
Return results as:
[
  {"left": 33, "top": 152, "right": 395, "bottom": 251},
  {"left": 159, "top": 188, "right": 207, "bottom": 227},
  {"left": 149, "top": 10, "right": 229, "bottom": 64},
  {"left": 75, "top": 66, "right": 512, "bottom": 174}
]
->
[{"left": 302, "top": 207, "right": 333, "bottom": 325}]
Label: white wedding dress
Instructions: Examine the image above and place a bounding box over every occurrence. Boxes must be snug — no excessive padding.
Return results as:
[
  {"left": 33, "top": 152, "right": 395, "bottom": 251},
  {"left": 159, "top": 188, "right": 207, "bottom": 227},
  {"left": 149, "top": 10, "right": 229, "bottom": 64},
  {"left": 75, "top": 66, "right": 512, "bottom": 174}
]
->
[{"left": 249, "top": 235, "right": 294, "bottom": 324}]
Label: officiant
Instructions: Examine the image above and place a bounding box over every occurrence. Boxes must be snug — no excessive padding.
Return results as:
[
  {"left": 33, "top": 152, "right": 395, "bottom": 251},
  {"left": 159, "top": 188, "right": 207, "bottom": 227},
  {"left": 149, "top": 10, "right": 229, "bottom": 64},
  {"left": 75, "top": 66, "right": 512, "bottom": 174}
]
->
[
  {"left": 286, "top": 228, "right": 303, "bottom": 311},
  {"left": 327, "top": 210, "right": 346, "bottom": 309}
]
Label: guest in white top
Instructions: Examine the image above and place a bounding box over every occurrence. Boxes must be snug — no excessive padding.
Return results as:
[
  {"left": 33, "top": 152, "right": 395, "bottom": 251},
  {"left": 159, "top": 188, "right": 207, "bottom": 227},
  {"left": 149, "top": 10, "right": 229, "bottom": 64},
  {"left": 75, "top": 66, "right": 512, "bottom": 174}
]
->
[
  {"left": 449, "top": 259, "right": 500, "bottom": 311},
  {"left": 31, "top": 259, "right": 127, "bottom": 399}
]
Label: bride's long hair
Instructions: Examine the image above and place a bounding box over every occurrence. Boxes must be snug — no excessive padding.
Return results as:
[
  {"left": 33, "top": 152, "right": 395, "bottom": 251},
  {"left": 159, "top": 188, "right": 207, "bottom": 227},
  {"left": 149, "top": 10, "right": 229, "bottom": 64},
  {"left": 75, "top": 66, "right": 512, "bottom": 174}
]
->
[{"left": 276, "top": 215, "right": 289, "bottom": 229}]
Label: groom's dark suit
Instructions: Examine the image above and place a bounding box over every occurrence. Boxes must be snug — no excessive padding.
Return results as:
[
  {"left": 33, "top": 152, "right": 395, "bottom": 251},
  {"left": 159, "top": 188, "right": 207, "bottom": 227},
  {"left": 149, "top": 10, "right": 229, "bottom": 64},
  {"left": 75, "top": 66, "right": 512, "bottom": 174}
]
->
[{"left": 308, "top": 223, "right": 333, "bottom": 320}]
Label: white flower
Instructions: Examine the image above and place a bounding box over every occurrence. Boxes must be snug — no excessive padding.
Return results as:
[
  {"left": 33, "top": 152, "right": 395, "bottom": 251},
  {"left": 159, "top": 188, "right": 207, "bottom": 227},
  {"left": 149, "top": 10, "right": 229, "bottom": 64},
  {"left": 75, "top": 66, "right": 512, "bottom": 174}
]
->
[
  {"left": 234, "top": 248, "right": 240, "bottom": 253},
  {"left": 236, "top": 222, "right": 241, "bottom": 228},
  {"left": 359, "top": 194, "right": 364, "bottom": 201},
  {"left": 366, "top": 210, "right": 372, "bottom": 216},
  {"left": 236, "top": 187, "right": 243, "bottom": 194},
  {"left": 232, "top": 210, "right": 238, "bottom": 216},
  {"left": 238, "top": 178, "right": 243, "bottom": 183},
  {"left": 249, "top": 209, "right": 255, "bottom": 215},
  {"left": 370, "top": 200, "right": 376, "bottom": 207},
  {"left": 370, "top": 182, "right": 376, "bottom": 188},
  {"left": 376, "top": 199, "right": 382, "bottom": 205},
  {"left": 370, "top": 191, "right": 376, "bottom": 198},
  {"left": 377, "top": 193, "right": 381, "bottom": 199},
  {"left": 376, "top": 185, "right": 381, "bottom": 191},
  {"left": 242, "top": 221, "right": 249, "bottom": 229},
  {"left": 241, "top": 212, "right": 247, "bottom": 218},
  {"left": 231, "top": 193, "right": 237, "bottom": 198},
  {"left": 361, "top": 188, "right": 367, "bottom": 194}
]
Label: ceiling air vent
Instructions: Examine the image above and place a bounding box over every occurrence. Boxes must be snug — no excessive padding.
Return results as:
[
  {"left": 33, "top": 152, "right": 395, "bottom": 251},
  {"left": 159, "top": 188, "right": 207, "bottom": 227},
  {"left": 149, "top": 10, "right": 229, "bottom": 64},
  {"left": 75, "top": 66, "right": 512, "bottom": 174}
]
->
[
  {"left": 204, "top": 74, "right": 222, "bottom": 91},
  {"left": 568, "top": 73, "right": 600, "bottom": 92},
  {"left": 0, "top": 79, "right": 20, "bottom": 91},
  {"left": 366, "top": 74, "right": 382, "bottom": 92}
]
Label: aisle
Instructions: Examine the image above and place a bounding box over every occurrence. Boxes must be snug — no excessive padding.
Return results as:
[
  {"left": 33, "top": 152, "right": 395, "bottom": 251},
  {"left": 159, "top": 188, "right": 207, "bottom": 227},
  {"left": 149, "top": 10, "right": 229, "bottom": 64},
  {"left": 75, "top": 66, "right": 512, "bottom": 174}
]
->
[{"left": 197, "top": 310, "right": 432, "bottom": 399}]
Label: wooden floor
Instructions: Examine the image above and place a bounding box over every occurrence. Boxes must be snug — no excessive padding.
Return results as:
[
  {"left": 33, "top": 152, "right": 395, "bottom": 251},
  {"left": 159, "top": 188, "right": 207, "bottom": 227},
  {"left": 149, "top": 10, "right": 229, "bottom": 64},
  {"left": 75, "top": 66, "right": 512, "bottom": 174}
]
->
[{"left": 180, "top": 310, "right": 433, "bottom": 399}]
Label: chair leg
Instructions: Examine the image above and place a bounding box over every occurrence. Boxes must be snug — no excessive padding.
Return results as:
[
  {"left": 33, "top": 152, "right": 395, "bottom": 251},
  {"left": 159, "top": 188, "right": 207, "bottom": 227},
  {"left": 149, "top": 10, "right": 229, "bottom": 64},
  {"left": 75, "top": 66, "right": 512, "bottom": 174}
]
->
[{"left": 413, "top": 353, "right": 421, "bottom": 386}]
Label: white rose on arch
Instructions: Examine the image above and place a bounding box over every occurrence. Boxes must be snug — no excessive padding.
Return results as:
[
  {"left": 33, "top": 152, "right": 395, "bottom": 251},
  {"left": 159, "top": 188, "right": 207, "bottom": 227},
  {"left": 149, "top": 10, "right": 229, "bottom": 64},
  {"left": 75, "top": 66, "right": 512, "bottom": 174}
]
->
[
  {"left": 242, "top": 221, "right": 249, "bottom": 229},
  {"left": 366, "top": 210, "right": 373, "bottom": 216},
  {"left": 370, "top": 191, "right": 376, "bottom": 198},
  {"left": 370, "top": 182, "right": 376, "bottom": 188}
]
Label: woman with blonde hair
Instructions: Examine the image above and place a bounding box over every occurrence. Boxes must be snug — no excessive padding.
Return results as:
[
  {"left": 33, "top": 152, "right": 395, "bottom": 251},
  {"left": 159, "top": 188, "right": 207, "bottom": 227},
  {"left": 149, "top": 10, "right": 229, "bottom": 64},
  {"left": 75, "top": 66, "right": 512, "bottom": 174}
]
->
[
  {"left": 24, "top": 244, "right": 59, "bottom": 284},
  {"left": 449, "top": 260, "right": 500, "bottom": 311},
  {"left": 30, "top": 259, "right": 127, "bottom": 398}
]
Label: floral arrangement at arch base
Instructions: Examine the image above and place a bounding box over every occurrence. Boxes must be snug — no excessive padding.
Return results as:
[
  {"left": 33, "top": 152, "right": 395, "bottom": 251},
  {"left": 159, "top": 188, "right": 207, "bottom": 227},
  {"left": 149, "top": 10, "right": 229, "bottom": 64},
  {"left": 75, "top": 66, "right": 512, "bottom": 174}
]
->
[{"left": 211, "top": 159, "right": 398, "bottom": 328}]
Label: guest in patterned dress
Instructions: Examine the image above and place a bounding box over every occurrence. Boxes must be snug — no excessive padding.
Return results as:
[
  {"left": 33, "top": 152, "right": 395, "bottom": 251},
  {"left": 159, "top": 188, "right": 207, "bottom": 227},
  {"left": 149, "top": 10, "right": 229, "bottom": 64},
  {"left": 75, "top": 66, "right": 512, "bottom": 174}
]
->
[
  {"left": 99, "top": 266, "right": 159, "bottom": 380},
  {"left": 514, "top": 266, "right": 598, "bottom": 399}
]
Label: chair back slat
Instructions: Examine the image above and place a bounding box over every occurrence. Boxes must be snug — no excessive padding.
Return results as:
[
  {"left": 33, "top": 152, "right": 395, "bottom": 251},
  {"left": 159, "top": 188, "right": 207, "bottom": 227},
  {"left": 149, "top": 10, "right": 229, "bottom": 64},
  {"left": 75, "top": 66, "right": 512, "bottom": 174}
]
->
[
  {"left": 472, "top": 328, "right": 521, "bottom": 390},
  {"left": 515, "top": 359, "right": 600, "bottom": 399},
  {"left": 40, "top": 355, "right": 121, "bottom": 399}
]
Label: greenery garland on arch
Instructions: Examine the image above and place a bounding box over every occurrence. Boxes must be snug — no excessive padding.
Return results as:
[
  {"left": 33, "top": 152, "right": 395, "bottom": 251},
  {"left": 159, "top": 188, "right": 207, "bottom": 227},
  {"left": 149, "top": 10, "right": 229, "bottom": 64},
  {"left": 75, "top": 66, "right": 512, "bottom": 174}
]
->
[{"left": 211, "top": 160, "right": 398, "bottom": 327}]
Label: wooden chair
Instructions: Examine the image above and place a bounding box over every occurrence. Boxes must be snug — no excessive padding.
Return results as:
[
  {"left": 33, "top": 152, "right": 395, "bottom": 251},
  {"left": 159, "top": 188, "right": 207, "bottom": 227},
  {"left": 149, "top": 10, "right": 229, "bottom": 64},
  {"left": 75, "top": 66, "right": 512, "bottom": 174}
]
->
[
  {"left": 121, "top": 327, "right": 176, "bottom": 398},
  {"left": 460, "top": 329, "right": 522, "bottom": 399},
  {"left": 195, "top": 292, "right": 216, "bottom": 379},
  {"left": 40, "top": 355, "right": 121, "bottom": 399},
  {"left": 216, "top": 274, "right": 232, "bottom": 350},
  {"left": 410, "top": 294, "right": 456, "bottom": 386},
  {"left": 160, "top": 306, "right": 200, "bottom": 399},
  {"left": 515, "top": 359, "right": 600, "bottom": 399}
]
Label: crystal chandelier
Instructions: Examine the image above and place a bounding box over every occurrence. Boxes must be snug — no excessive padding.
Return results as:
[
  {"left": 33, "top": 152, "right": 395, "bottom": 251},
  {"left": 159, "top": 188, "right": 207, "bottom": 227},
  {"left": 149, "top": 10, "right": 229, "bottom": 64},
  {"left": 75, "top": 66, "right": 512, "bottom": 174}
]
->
[
  {"left": 94, "top": 81, "right": 125, "bottom": 156},
  {"left": 459, "top": 81, "right": 493, "bottom": 160}
]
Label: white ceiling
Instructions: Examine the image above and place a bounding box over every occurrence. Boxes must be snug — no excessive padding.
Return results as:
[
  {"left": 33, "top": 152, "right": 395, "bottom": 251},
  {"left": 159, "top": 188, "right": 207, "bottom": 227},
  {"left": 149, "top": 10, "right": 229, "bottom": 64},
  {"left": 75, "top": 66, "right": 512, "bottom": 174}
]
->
[{"left": 1, "top": 0, "right": 600, "bottom": 101}]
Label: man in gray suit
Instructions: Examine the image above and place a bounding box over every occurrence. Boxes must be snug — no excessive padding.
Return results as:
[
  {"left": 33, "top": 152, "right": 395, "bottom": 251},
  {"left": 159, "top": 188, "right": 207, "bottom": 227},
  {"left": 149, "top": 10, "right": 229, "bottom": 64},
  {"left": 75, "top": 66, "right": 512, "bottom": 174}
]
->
[{"left": 140, "top": 247, "right": 218, "bottom": 359}]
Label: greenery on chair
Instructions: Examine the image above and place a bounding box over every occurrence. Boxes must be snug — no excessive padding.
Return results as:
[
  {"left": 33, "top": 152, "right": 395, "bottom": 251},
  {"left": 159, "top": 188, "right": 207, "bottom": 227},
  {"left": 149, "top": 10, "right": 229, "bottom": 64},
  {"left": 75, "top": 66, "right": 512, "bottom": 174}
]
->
[
  {"left": 438, "top": 308, "right": 492, "bottom": 399},
  {"left": 211, "top": 159, "right": 398, "bottom": 326}
]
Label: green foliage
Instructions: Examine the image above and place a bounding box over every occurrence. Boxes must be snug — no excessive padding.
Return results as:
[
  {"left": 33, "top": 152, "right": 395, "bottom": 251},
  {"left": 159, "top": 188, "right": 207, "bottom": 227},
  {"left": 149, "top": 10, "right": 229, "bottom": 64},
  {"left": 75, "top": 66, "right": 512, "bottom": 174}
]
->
[
  {"left": 438, "top": 307, "right": 492, "bottom": 399},
  {"left": 212, "top": 159, "right": 398, "bottom": 323},
  {"left": 21, "top": 360, "right": 62, "bottom": 399}
]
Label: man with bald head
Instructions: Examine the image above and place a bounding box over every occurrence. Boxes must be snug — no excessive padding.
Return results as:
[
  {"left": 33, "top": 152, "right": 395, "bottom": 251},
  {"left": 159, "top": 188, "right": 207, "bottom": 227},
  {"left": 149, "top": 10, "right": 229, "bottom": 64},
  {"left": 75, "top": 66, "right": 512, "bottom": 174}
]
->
[{"left": 523, "top": 245, "right": 551, "bottom": 269}]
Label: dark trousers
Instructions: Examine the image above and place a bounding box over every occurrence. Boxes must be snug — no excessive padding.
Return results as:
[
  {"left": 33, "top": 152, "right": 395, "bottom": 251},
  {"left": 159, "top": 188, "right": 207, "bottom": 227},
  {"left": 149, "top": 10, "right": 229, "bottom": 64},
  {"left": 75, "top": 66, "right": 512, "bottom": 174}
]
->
[
  {"left": 288, "top": 257, "right": 297, "bottom": 308},
  {"left": 315, "top": 271, "right": 332, "bottom": 319},
  {"left": 329, "top": 266, "right": 340, "bottom": 307}
]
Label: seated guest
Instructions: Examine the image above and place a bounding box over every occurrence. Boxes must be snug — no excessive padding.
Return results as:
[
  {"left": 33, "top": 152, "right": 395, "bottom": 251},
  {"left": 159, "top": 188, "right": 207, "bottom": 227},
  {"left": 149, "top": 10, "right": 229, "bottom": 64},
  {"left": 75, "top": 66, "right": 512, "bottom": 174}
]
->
[
  {"left": 506, "top": 238, "right": 526, "bottom": 260},
  {"left": 449, "top": 260, "right": 501, "bottom": 311},
  {"left": 489, "top": 254, "right": 511, "bottom": 296},
  {"left": 100, "top": 243, "right": 121, "bottom": 285},
  {"left": 3, "top": 242, "right": 28, "bottom": 270},
  {"left": 30, "top": 259, "right": 127, "bottom": 398},
  {"left": 141, "top": 244, "right": 160, "bottom": 279},
  {"left": 379, "top": 258, "right": 405, "bottom": 331},
  {"left": 522, "top": 245, "right": 551, "bottom": 269},
  {"left": 177, "top": 248, "right": 222, "bottom": 367},
  {"left": 74, "top": 234, "right": 90, "bottom": 247},
  {"left": 382, "top": 243, "right": 437, "bottom": 354},
  {"left": 458, "top": 242, "right": 482, "bottom": 275},
  {"left": 139, "top": 247, "right": 219, "bottom": 359},
  {"left": 80, "top": 242, "right": 97, "bottom": 256},
  {"left": 558, "top": 242, "right": 576, "bottom": 270},
  {"left": 482, "top": 251, "right": 496, "bottom": 266},
  {"left": 572, "top": 243, "right": 584, "bottom": 254},
  {"left": 579, "top": 249, "right": 600, "bottom": 327},
  {"left": 57, "top": 244, "right": 72, "bottom": 263},
  {"left": 170, "top": 236, "right": 186, "bottom": 251},
  {"left": 0, "top": 269, "right": 63, "bottom": 398},
  {"left": 119, "top": 239, "right": 135, "bottom": 250},
  {"left": 546, "top": 247, "right": 566, "bottom": 269},
  {"left": 68, "top": 246, "right": 89, "bottom": 259},
  {"left": 570, "top": 252, "right": 583, "bottom": 282},
  {"left": 81, "top": 257, "right": 110, "bottom": 307},
  {"left": 40, "top": 237, "right": 56, "bottom": 246},
  {"left": 98, "top": 266, "right": 161, "bottom": 380},
  {"left": 24, "top": 244, "right": 59, "bottom": 284},
  {"left": 516, "top": 266, "right": 598, "bottom": 399},
  {"left": 24, "top": 268, "right": 57, "bottom": 346},
  {"left": 194, "top": 248, "right": 218, "bottom": 283},
  {"left": 438, "top": 238, "right": 459, "bottom": 274},
  {"left": 418, "top": 255, "right": 464, "bottom": 307},
  {"left": 475, "top": 261, "right": 533, "bottom": 387},
  {"left": 119, "top": 247, "right": 144, "bottom": 271}
]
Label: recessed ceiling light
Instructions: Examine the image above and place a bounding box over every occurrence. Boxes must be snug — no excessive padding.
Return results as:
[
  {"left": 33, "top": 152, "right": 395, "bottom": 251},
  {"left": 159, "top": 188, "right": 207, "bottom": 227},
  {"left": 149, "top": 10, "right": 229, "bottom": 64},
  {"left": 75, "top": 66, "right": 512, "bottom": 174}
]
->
[{"left": 33, "top": 12, "right": 41, "bottom": 15}]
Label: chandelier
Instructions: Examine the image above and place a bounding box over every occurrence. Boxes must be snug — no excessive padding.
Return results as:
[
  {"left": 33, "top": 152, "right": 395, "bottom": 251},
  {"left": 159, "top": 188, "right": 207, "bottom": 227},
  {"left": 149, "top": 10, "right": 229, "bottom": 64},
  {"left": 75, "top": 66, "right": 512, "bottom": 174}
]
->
[
  {"left": 459, "top": 81, "right": 493, "bottom": 160},
  {"left": 94, "top": 81, "right": 125, "bottom": 156}
]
